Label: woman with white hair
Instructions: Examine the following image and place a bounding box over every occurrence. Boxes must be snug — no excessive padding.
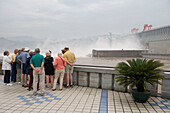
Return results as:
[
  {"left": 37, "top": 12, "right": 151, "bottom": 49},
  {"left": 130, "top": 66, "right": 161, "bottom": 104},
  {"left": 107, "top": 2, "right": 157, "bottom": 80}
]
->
[
  {"left": 52, "top": 53, "right": 67, "bottom": 91},
  {"left": 2, "top": 51, "right": 12, "bottom": 85},
  {"left": 44, "top": 51, "right": 54, "bottom": 88}
]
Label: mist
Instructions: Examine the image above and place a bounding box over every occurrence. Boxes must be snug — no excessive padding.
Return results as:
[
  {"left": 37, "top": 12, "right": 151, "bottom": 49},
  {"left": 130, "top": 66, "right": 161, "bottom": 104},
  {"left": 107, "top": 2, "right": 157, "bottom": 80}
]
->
[{"left": 37, "top": 34, "right": 144, "bottom": 57}]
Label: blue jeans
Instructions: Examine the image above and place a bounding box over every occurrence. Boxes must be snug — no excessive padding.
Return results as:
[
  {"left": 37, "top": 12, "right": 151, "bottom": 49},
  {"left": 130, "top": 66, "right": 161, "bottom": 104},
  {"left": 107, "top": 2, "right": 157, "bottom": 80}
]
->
[{"left": 11, "top": 63, "right": 17, "bottom": 82}]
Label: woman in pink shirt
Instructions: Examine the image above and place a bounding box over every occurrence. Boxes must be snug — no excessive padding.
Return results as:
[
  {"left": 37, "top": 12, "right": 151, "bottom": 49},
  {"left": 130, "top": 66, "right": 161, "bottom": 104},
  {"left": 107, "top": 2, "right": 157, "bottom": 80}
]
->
[{"left": 52, "top": 53, "right": 67, "bottom": 91}]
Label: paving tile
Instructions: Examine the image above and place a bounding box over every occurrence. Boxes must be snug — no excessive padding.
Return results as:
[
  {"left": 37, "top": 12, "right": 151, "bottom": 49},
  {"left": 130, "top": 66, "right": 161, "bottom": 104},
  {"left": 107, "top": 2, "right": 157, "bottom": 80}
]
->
[{"left": 1, "top": 76, "right": 170, "bottom": 113}]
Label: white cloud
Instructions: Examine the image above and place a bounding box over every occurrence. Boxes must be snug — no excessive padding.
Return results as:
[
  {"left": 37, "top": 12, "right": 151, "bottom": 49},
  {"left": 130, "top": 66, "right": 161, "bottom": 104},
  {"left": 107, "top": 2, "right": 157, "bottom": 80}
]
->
[{"left": 0, "top": 0, "right": 169, "bottom": 39}]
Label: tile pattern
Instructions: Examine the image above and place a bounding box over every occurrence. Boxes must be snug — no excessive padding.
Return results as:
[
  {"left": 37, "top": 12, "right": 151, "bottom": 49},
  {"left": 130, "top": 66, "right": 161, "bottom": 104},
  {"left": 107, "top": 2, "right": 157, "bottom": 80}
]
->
[
  {"left": 17, "top": 93, "right": 61, "bottom": 105},
  {"left": 0, "top": 75, "right": 170, "bottom": 113}
]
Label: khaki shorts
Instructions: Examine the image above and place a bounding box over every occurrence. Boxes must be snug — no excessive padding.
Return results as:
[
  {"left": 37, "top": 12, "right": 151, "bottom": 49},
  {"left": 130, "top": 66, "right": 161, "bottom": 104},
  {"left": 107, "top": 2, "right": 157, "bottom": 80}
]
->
[{"left": 65, "top": 64, "right": 74, "bottom": 74}]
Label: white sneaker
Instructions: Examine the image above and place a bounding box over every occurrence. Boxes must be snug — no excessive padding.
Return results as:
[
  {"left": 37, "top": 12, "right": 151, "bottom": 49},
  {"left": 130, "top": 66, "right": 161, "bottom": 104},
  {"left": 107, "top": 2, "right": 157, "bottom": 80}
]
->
[{"left": 7, "top": 83, "right": 13, "bottom": 86}]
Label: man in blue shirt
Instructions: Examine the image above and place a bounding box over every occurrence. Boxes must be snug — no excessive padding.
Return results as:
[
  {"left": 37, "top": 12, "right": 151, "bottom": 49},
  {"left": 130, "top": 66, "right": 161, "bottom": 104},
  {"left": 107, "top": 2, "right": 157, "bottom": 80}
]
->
[
  {"left": 18, "top": 48, "right": 30, "bottom": 87},
  {"left": 30, "top": 48, "right": 45, "bottom": 96}
]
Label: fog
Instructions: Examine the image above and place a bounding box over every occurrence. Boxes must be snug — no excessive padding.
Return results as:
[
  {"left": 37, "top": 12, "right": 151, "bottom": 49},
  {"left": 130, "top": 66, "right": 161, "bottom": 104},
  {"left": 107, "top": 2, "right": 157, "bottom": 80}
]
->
[{"left": 37, "top": 34, "right": 144, "bottom": 57}]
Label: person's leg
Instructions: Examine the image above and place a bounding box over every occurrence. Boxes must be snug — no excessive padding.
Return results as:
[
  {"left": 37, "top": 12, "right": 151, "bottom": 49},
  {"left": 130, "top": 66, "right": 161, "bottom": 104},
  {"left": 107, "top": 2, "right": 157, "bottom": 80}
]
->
[
  {"left": 25, "top": 74, "right": 28, "bottom": 86},
  {"left": 52, "top": 70, "right": 59, "bottom": 90},
  {"left": 69, "top": 66, "right": 74, "bottom": 87},
  {"left": 18, "top": 69, "right": 21, "bottom": 82},
  {"left": 28, "top": 70, "right": 33, "bottom": 89},
  {"left": 45, "top": 75, "right": 49, "bottom": 87},
  {"left": 69, "top": 73, "right": 73, "bottom": 85},
  {"left": 21, "top": 64, "right": 25, "bottom": 86},
  {"left": 33, "top": 70, "right": 38, "bottom": 95},
  {"left": 65, "top": 65, "right": 70, "bottom": 87},
  {"left": 21, "top": 74, "right": 24, "bottom": 85},
  {"left": 66, "top": 73, "right": 69, "bottom": 87},
  {"left": 39, "top": 68, "right": 45, "bottom": 94},
  {"left": 59, "top": 70, "right": 64, "bottom": 90},
  {"left": 37, "top": 77, "right": 39, "bottom": 90},
  {"left": 63, "top": 73, "right": 67, "bottom": 86},
  {"left": 16, "top": 69, "right": 19, "bottom": 82},
  {"left": 5, "top": 70, "right": 11, "bottom": 84},
  {"left": 13, "top": 64, "right": 17, "bottom": 82},
  {"left": 7, "top": 70, "right": 11, "bottom": 83},
  {"left": 11, "top": 64, "right": 14, "bottom": 82},
  {"left": 50, "top": 75, "right": 53, "bottom": 86},
  {"left": 4, "top": 70, "right": 7, "bottom": 83}
]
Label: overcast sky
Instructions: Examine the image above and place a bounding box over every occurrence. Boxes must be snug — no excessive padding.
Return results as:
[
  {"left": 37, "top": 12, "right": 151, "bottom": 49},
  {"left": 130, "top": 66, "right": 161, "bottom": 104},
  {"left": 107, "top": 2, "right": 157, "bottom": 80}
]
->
[{"left": 0, "top": 0, "right": 169, "bottom": 40}]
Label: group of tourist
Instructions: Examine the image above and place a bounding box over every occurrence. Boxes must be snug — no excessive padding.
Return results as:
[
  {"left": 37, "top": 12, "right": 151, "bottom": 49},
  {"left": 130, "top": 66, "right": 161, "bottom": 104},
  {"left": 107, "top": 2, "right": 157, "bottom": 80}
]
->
[{"left": 2, "top": 47, "right": 76, "bottom": 96}]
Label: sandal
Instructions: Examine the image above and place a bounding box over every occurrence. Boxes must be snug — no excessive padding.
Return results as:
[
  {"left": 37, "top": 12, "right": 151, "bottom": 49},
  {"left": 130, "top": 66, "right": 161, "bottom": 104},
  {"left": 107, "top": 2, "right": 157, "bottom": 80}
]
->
[{"left": 52, "top": 89, "right": 56, "bottom": 91}]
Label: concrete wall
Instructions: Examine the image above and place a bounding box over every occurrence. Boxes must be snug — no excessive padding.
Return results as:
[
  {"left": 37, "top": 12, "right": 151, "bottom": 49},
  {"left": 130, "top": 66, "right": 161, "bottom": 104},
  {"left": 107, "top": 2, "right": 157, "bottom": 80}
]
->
[
  {"left": 73, "top": 65, "right": 116, "bottom": 90},
  {"left": 142, "top": 53, "right": 170, "bottom": 60},
  {"left": 161, "top": 72, "right": 170, "bottom": 98},
  {"left": 148, "top": 40, "right": 170, "bottom": 54},
  {"left": 141, "top": 40, "right": 170, "bottom": 59},
  {"left": 137, "top": 25, "right": 170, "bottom": 45},
  {"left": 72, "top": 65, "right": 170, "bottom": 98},
  {"left": 92, "top": 50, "right": 146, "bottom": 57}
]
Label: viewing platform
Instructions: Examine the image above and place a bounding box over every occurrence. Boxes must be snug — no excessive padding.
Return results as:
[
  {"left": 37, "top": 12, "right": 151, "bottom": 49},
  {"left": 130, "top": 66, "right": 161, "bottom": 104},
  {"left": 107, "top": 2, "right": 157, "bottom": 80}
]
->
[{"left": 0, "top": 75, "right": 170, "bottom": 113}]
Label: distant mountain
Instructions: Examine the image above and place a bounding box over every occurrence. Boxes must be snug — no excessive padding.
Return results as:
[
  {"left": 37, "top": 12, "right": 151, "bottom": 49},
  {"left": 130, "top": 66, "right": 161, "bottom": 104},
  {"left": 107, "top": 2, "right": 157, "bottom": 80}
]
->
[
  {"left": 6, "top": 36, "right": 39, "bottom": 42},
  {"left": 0, "top": 37, "right": 38, "bottom": 54}
]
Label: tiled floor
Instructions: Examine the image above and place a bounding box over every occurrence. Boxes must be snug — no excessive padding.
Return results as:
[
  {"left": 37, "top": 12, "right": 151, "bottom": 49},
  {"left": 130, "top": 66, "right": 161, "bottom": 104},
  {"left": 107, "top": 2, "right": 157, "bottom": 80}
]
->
[{"left": 0, "top": 75, "right": 170, "bottom": 113}]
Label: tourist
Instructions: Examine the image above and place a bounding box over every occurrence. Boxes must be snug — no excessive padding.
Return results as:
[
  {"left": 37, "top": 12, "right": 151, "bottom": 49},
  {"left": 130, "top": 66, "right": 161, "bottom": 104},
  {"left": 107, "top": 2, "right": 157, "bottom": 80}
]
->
[
  {"left": 30, "top": 48, "right": 45, "bottom": 96},
  {"left": 44, "top": 51, "right": 54, "bottom": 88},
  {"left": 18, "top": 47, "right": 30, "bottom": 87},
  {"left": 2, "top": 51, "right": 12, "bottom": 85},
  {"left": 61, "top": 49, "right": 67, "bottom": 86},
  {"left": 11, "top": 49, "right": 18, "bottom": 82},
  {"left": 61, "top": 49, "right": 66, "bottom": 57},
  {"left": 64, "top": 47, "right": 76, "bottom": 88},
  {"left": 15, "top": 50, "right": 22, "bottom": 83},
  {"left": 27, "top": 51, "right": 39, "bottom": 91},
  {"left": 52, "top": 53, "right": 67, "bottom": 91}
]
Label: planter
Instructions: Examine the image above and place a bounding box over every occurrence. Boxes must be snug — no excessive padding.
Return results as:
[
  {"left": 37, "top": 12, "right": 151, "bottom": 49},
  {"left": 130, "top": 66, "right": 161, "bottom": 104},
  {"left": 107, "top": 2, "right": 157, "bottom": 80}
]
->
[{"left": 132, "top": 90, "right": 151, "bottom": 103}]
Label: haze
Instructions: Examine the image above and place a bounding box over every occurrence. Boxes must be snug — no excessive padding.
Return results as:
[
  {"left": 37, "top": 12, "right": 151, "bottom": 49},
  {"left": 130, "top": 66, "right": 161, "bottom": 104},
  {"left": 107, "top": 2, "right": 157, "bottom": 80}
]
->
[{"left": 0, "top": 0, "right": 170, "bottom": 40}]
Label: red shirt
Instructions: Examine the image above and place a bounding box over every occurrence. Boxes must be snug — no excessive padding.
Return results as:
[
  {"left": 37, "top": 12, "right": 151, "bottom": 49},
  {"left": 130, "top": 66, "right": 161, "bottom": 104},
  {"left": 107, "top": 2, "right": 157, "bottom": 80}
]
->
[{"left": 54, "top": 56, "right": 67, "bottom": 70}]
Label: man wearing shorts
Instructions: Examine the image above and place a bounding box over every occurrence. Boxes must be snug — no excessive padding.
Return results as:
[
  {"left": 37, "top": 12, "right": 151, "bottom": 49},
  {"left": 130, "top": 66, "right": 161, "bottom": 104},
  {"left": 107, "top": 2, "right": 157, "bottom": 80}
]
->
[
  {"left": 18, "top": 48, "right": 30, "bottom": 87},
  {"left": 64, "top": 47, "right": 76, "bottom": 88}
]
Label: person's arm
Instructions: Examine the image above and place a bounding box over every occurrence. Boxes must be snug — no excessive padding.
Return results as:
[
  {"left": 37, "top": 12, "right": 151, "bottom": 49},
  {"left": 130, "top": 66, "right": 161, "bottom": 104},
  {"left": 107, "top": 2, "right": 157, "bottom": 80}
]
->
[
  {"left": 52, "top": 57, "right": 54, "bottom": 62},
  {"left": 54, "top": 58, "right": 58, "bottom": 66},
  {"left": 30, "top": 64, "right": 39, "bottom": 73},
  {"left": 63, "top": 54, "right": 68, "bottom": 63},
  {"left": 38, "top": 57, "right": 45, "bottom": 74},
  {"left": 70, "top": 60, "right": 76, "bottom": 67},
  {"left": 5, "top": 56, "right": 12, "bottom": 64},
  {"left": 11, "top": 55, "right": 14, "bottom": 63},
  {"left": 18, "top": 55, "right": 23, "bottom": 63},
  {"left": 15, "top": 56, "right": 18, "bottom": 64},
  {"left": 70, "top": 53, "right": 76, "bottom": 66},
  {"left": 30, "top": 57, "right": 39, "bottom": 73},
  {"left": 63, "top": 59, "right": 67, "bottom": 67},
  {"left": 64, "top": 54, "right": 73, "bottom": 65},
  {"left": 40, "top": 62, "right": 44, "bottom": 71},
  {"left": 18, "top": 59, "right": 23, "bottom": 63}
]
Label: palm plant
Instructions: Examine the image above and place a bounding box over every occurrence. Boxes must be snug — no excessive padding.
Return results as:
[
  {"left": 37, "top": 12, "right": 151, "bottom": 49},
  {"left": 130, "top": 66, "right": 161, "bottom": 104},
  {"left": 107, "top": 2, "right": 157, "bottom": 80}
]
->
[{"left": 115, "top": 59, "right": 164, "bottom": 92}]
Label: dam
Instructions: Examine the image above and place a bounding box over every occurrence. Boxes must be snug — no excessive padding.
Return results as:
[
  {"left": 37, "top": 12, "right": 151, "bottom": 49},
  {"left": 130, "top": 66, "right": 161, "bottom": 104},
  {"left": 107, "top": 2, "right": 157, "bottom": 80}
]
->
[
  {"left": 0, "top": 25, "right": 170, "bottom": 99},
  {"left": 93, "top": 25, "right": 170, "bottom": 59}
]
